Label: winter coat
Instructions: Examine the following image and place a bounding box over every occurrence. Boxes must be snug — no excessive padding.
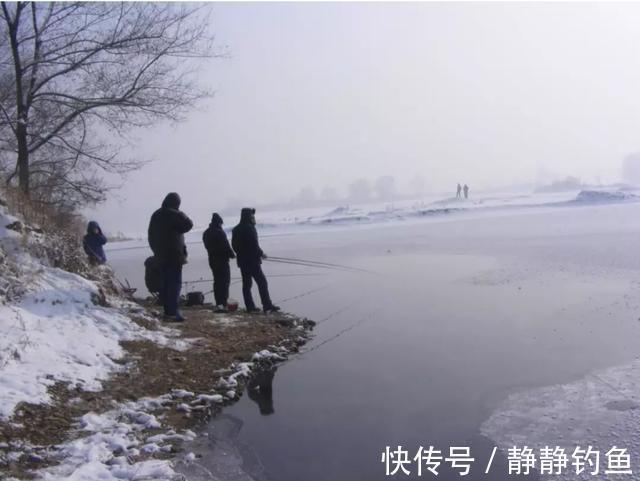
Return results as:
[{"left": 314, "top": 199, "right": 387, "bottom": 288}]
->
[
  {"left": 203, "top": 223, "right": 235, "bottom": 267},
  {"left": 83, "top": 221, "right": 107, "bottom": 264},
  {"left": 147, "top": 193, "right": 193, "bottom": 266},
  {"left": 231, "top": 208, "right": 264, "bottom": 268}
]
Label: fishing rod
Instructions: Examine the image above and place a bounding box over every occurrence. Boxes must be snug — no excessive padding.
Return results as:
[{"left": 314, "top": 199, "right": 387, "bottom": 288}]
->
[
  {"left": 267, "top": 256, "right": 373, "bottom": 274},
  {"left": 182, "top": 272, "right": 327, "bottom": 287},
  {"left": 265, "top": 257, "right": 372, "bottom": 274},
  {"left": 106, "top": 231, "right": 296, "bottom": 253}
]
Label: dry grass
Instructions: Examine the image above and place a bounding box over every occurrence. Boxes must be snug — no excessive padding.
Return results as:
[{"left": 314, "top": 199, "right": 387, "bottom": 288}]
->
[{"left": 0, "top": 303, "right": 314, "bottom": 479}]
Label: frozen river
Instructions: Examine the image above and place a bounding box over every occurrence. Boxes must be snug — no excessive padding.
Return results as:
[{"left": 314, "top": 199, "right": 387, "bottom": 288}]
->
[{"left": 108, "top": 200, "right": 640, "bottom": 480}]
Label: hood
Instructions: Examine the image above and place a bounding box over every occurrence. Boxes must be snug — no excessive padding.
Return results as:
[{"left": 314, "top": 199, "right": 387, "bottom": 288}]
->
[
  {"left": 210, "top": 212, "right": 223, "bottom": 226},
  {"left": 162, "top": 192, "right": 181, "bottom": 209},
  {"left": 87, "top": 221, "right": 101, "bottom": 234},
  {"left": 240, "top": 207, "right": 256, "bottom": 224}
]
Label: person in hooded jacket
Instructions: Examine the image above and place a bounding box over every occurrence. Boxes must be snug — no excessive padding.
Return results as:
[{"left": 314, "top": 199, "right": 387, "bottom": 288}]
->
[
  {"left": 148, "top": 193, "right": 193, "bottom": 321},
  {"left": 83, "top": 221, "right": 107, "bottom": 265},
  {"left": 202, "top": 213, "right": 235, "bottom": 312},
  {"left": 231, "top": 208, "right": 280, "bottom": 313}
]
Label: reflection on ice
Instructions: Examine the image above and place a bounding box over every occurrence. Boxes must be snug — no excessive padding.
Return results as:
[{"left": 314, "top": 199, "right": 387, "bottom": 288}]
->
[{"left": 177, "top": 414, "right": 264, "bottom": 481}]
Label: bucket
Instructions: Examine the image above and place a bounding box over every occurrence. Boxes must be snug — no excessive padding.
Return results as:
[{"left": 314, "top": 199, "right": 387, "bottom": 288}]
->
[{"left": 227, "top": 300, "right": 239, "bottom": 312}]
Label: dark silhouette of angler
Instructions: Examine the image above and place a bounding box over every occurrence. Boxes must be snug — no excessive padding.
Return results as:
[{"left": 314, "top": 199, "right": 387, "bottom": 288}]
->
[
  {"left": 83, "top": 221, "right": 107, "bottom": 265},
  {"left": 203, "top": 213, "right": 236, "bottom": 312},
  {"left": 463, "top": 184, "right": 469, "bottom": 199},
  {"left": 147, "top": 192, "right": 193, "bottom": 322},
  {"left": 456, "top": 183, "right": 462, "bottom": 198},
  {"left": 231, "top": 208, "right": 280, "bottom": 313}
]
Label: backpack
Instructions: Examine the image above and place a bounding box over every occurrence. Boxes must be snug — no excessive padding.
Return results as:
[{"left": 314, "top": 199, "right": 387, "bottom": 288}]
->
[
  {"left": 144, "top": 256, "right": 162, "bottom": 294},
  {"left": 186, "top": 291, "right": 205, "bottom": 306}
]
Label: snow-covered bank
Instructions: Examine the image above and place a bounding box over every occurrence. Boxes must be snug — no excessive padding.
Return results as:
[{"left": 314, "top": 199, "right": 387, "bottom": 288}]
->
[
  {"left": 0, "top": 207, "right": 183, "bottom": 420},
  {"left": 31, "top": 331, "right": 310, "bottom": 481},
  {"left": 0, "top": 203, "right": 315, "bottom": 481}
]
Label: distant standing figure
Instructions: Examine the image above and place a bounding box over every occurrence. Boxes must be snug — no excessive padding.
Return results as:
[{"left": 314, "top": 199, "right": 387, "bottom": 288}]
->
[
  {"left": 456, "top": 183, "right": 462, "bottom": 198},
  {"left": 231, "top": 208, "right": 280, "bottom": 313},
  {"left": 463, "top": 184, "right": 469, "bottom": 199},
  {"left": 83, "top": 221, "right": 107, "bottom": 265},
  {"left": 148, "top": 193, "right": 193, "bottom": 322},
  {"left": 203, "top": 213, "right": 236, "bottom": 312}
]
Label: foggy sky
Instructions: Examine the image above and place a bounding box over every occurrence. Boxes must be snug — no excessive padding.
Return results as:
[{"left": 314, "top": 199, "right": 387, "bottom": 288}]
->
[{"left": 88, "top": 2, "right": 640, "bottom": 234}]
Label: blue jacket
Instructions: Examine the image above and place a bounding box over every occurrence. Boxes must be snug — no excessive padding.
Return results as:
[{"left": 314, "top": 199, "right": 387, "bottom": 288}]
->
[{"left": 83, "top": 221, "right": 107, "bottom": 264}]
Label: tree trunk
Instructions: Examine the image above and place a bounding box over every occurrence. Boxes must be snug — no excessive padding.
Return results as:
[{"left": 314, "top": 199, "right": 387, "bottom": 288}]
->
[
  {"left": 16, "top": 121, "right": 29, "bottom": 195},
  {"left": 3, "top": 2, "right": 30, "bottom": 197}
]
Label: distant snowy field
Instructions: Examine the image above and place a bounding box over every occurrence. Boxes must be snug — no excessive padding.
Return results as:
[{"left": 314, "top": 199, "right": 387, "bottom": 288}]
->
[{"left": 110, "top": 186, "right": 640, "bottom": 248}]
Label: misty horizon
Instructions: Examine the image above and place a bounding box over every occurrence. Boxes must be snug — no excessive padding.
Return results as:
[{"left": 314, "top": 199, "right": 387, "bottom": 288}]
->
[{"left": 87, "top": 2, "right": 640, "bottom": 233}]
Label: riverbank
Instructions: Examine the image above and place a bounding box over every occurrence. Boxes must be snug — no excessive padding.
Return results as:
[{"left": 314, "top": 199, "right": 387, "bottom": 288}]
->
[{"left": 0, "top": 302, "right": 315, "bottom": 480}]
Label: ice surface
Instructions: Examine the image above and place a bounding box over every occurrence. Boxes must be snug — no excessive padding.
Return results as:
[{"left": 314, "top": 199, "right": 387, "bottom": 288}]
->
[{"left": 481, "top": 359, "right": 640, "bottom": 480}]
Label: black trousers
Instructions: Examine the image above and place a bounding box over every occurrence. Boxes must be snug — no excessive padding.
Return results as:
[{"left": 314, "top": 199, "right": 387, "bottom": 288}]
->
[
  {"left": 240, "top": 262, "right": 273, "bottom": 310},
  {"left": 160, "top": 262, "right": 182, "bottom": 316},
  {"left": 210, "top": 260, "right": 231, "bottom": 306}
]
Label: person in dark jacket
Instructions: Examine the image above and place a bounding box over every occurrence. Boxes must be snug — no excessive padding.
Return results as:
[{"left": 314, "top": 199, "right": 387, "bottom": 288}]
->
[
  {"left": 231, "top": 208, "right": 280, "bottom": 313},
  {"left": 203, "top": 213, "right": 235, "bottom": 312},
  {"left": 147, "top": 193, "right": 193, "bottom": 322},
  {"left": 83, "top": 221, "right": 107, "bottom": 265}
]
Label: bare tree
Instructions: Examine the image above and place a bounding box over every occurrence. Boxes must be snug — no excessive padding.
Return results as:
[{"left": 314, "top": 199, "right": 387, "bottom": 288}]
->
[{"left": 0, "top": 2, "right": 218, "bottom": 207}]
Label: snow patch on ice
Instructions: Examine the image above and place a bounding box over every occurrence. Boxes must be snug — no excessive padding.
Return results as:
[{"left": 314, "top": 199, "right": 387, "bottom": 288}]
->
[{"left": 481, "top": 359, "right": 640, "bottom": 480}]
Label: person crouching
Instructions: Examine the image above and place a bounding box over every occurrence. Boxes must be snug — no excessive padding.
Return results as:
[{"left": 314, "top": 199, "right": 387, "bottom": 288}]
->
[
  {"left": 83, "top": 221, "right": 107, "bottom": 265},
  {"left": 203, "top": 213, "right": 236, "bottom": 312}
]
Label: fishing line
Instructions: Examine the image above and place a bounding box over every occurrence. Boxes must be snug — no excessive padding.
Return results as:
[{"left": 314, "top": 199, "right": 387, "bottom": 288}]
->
[
  {"left": 267, "top": 256, "right": 374, "bottom": 274},
  {"left": 182, "top": 273, "right": 327, "bottom": 287},
  {"left": 316, "top": 305, "right": 352, "bottom": 325},
  {"left": 276, "top": 285, "right": 330, "bottom": 304},
  {"left": 295, "top": 311, "right": 376, "bottom": 358},
  {"left": 265, "top": 258, "right": 364, "bottom": 273}
]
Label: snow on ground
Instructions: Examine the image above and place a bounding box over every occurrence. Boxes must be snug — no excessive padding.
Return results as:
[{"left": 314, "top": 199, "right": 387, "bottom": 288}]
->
[
  {"left": 250, "top": 187, "right": 640, "bottom": 230},
  {"left": 36, "top": 402, "right": 193, "bottom": 481},
  {"left": 107, "top": 186, "right": 640, "bottom": 252},
  {"left": 32, "top": 361, "right": 257, "bottom": 481},
  {"left": 0, "top": 198, "right": 292, "bottom": 480},
  {"left": 573, "top": 190, "right": 638, "bottom": 204},
  {"left": 0, "top": 207, "right": 184, "bottom": 420}
]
